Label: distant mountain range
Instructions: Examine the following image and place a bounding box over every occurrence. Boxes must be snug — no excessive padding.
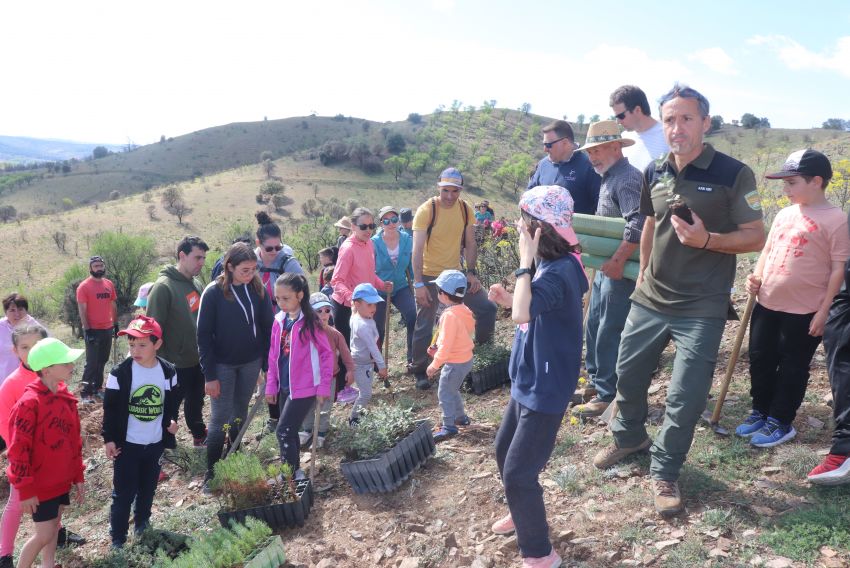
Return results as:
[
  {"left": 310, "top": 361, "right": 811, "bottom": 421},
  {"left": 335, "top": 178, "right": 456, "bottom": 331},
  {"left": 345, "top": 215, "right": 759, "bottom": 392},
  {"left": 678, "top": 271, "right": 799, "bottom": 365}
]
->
[{"left": 0, "top": 135, "right": 123, "bottom": 163}]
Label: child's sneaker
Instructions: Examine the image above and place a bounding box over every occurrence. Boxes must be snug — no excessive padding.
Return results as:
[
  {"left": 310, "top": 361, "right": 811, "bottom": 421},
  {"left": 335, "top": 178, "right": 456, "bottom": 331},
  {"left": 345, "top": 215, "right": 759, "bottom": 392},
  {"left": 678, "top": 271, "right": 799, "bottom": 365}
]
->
[
  {"left": 491, "top": 513, "right": 515, "bottom": 535},
  {"left": 522, "top": 548, "right": 562, "bottom": 568},
  {"left": 750, "top": 417, "right": 796, "bottom": 448},
  {"left": 298, "top": 430, "right": 312, "bottom": 446},
  {"left": 735, "top": 410, "right": 766, "bottom": 437},
  {"left": 433, "top": 425, "right": 458, "bottom": 442},
  {"left": 316, "top": 432, "right": 327, "bottom": 449},
  {"left": 807, "top": 454, "right": 850, "bottom": 485},
  {"left": 337, "top": 386, "right": 359, "bottom": 404},
  {"left": 455, "top": 415, "right": 471, "bottom": 427}
]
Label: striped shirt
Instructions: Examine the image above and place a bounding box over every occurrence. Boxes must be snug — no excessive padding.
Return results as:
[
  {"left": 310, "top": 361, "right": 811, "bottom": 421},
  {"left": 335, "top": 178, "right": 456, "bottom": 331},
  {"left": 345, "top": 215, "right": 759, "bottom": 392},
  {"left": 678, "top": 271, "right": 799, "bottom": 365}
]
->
[{"left": 595, "top": 157, "right": 645, "bottom": 244}]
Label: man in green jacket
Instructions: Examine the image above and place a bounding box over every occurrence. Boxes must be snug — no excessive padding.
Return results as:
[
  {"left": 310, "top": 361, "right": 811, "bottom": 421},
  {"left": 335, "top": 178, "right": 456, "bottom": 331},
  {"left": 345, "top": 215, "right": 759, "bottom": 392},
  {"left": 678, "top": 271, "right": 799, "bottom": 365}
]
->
[{"left": 146, "top": 235, "right": 209, "bottom": 446}]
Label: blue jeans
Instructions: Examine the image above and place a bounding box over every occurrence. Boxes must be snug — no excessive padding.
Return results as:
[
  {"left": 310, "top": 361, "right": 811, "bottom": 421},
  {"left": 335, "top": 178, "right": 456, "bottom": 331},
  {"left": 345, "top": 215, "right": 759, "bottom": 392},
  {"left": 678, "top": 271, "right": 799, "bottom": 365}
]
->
[
  {"left": 206, "top": 358, "right": 261, "bottom": 476},
  {"left": 110, "top": 441, "right": 163, "bottom": 545},
  {"left": 584, "top": 272, "right": 635, "bottom": 401},
  {"left": 495, "top": 398, "right": 564, "bottom": 558},
  {"left": 612, "top": 303, "right": 725, "bottom": 480},
  {"left": 374, "top": 286, "right": 417, "bottom": 364}
]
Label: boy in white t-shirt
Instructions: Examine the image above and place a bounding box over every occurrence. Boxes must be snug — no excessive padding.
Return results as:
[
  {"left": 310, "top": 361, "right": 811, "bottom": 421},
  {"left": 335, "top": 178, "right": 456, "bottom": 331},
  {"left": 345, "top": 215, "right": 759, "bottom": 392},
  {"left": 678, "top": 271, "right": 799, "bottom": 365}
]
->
[
  {"left": 737, "top": 149, "right": 850, "bottom": 448},
  {"left": 102, "top": 316, "right": 179, "bottom": 548}
]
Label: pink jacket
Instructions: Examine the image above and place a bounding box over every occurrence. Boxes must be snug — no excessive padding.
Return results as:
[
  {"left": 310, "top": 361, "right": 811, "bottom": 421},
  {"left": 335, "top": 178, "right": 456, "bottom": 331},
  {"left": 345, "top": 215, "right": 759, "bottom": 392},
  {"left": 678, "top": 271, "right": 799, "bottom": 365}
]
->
[
  {"left": 266, "top": 312, "right": 333, "bottom": 400},
  {"left": 331, "top": 235, "right": 385, "bottom": 306}
]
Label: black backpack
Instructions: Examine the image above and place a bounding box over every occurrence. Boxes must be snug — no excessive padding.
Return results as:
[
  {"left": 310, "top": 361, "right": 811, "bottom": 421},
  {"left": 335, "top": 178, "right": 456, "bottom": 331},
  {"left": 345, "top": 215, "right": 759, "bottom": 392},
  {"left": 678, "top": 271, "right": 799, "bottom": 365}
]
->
[{"left": 426, "top": 196, "right": 471, "bottom": 249}]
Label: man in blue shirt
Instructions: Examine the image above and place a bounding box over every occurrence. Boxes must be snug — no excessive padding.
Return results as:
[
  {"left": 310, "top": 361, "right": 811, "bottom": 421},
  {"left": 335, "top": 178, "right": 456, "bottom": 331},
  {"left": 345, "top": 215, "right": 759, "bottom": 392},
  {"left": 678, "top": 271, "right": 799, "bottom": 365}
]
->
[{"left": 527, "top": 120, "right": 601, "bottom": 214}]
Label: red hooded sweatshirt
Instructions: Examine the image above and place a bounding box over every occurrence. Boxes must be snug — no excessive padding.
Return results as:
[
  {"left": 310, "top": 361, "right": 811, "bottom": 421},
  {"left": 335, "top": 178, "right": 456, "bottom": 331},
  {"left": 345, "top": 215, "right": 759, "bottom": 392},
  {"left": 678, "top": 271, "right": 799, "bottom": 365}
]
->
[{"left": 6, "top": 380, "right": 84, "bottom": 501}]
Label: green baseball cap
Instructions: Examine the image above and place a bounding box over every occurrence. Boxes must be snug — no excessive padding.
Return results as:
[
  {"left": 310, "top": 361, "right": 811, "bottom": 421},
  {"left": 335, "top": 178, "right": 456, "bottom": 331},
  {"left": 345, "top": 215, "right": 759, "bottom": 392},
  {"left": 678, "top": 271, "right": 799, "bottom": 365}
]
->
[{"left": 27, "top": 338, "right": 84, "bottom": 372}]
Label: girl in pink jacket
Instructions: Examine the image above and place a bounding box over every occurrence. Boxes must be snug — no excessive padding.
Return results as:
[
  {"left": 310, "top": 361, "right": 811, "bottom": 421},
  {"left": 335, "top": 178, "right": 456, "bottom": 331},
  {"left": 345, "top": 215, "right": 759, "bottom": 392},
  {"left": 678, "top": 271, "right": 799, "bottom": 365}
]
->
[{"left": 265, "top": 273, "right": 334, "bottom": 478}]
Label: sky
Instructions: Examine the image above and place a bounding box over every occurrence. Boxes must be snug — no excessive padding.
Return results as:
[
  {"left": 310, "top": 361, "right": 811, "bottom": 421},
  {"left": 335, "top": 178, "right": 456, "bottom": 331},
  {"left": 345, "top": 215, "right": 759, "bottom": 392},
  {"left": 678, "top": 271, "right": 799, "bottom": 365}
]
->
[{"left": 3, "top": 0, "right": 849, "bottom": 145}]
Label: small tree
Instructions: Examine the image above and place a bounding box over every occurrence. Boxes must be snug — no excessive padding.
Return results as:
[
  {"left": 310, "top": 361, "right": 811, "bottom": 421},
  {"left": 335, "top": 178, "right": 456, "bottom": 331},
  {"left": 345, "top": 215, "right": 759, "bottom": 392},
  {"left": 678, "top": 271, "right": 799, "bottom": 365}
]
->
[
  {"left": 146, "top": 204, "right": 158, "bottom": 221},
  {"left": 0, "top": 205, "right": 17, "bottom": 223},
  {"left": 710, "top": 115, "right": 724, "bottom": 133},
  {"left": 260, "top": 150, "right": 273, "bottom": 162},
  {"left": 161, "top": 186, "right": 183, "bottom": 209},
  {"left": 262, "top": 159, "right": 275, "bottom": 179},
  {"left": 165, "top": 198, "right": 192, "bottom": 225},
  {"left": 407, "top": 113, "right": 422, "bottom": 124},
  {"left": 741, "top": 113, "right": 760, "bottom": 129},
  {"left": 386, "top": 133, "right": 406, "bottom": 154},
  {"left": 259, "top": 181, "right": 285, "bottom": 195},
  {"left": 52, "top": 231, "right": 68, "bottom": 253},
  {"left": 384, "top": 155, "right": 407, "bottom": 181},
  {"left": 91, "top": 231, "right": 158, "bottom": 310},
  {"left": 92, "top": 146, "right": 109, "bottom": 159},
  {"left": 287, "top": 216, "right": 338, "bottom": 272}
]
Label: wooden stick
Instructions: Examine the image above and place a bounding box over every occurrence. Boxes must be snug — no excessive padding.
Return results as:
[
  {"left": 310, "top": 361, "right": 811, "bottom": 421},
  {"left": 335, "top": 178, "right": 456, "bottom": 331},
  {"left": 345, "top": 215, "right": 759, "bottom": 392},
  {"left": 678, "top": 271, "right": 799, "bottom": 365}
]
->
[
  {"left": 710, "top": 294, "right": 756, "bottom": 424},
  {"left": 582, "top": 268, "right": 596, "bottom": 327},
  {"left": 309, "top": 401, "right": 322, "bottom": 479},
  {"left": 226, "top": 372, "right": 266, "bottom": 457}
]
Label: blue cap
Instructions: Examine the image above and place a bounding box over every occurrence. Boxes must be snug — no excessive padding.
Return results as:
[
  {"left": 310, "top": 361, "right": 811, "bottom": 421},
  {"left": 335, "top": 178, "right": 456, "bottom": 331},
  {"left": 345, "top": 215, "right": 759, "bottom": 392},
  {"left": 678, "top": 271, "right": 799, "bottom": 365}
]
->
[
  {"left": 435, "top": 269, "right": 467, "bottom": 297},
  {"left": 437, "top": 167, "right": 464, "bottom": 188},
  {"left": 351, "top": 283, "right": 384, "bottom": 304},
  {"left": 309, "top": 292, "right": 332, "bottom": 310}
]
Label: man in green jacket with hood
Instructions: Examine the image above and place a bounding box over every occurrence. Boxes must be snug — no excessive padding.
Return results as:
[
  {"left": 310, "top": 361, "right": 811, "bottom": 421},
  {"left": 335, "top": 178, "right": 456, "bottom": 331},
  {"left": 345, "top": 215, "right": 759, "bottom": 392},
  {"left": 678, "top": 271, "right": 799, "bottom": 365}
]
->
[{"left": 146, "top": 235, "right": 209, "bottom": 446}]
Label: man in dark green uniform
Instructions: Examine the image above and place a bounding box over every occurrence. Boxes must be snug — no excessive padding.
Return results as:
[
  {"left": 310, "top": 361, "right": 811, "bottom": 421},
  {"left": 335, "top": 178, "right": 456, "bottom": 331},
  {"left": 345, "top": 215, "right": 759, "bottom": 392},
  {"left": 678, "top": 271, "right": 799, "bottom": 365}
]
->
[{"left": 593, "top": 85, "right": 766, "bottom": 515}]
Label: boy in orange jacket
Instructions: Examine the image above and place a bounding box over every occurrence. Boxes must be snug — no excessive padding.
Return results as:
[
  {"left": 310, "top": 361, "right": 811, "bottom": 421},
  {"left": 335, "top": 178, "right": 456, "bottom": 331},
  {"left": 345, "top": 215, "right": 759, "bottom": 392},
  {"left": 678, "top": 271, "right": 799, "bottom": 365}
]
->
[{"left": 427, "top": 270, "right": 475, "bottom": 441}]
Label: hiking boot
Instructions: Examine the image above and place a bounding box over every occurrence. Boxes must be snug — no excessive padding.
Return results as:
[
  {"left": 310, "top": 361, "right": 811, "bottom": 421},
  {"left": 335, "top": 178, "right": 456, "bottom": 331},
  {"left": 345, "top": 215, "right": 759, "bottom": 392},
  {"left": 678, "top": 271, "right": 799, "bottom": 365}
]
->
[
  {"left": 807, "top": 454, "right": 850, "bottom": 485},
  {"left": 298, "top": 430, "right": 312, "bottom": 446},
  {"left": 433, "top": 425, "right": 458, "bottom": 442},
  {"left": 571, "top": 385, "right": 597, "bottom": 405},
  {"left": 653, "top": 479, "right": 683, "bottom": 515},
  {"left": 0, "top": 555, "right": 12, "bottom": 568},
  {"left": 734, "top": 410, "right": 766, "bottom": 437},
  {"left": 593, "top": 437, "right": 652, "bottom": 469},
  {"left": 750, "top": 417, "right": 796, "bottom": 448},
  {"left": 571, "top": 397, "right": 610, "bottom": 418},
  {"left": 455, "top": 415, "right": 471, "bottom": 427},
  {"left": 415, "top": 373, "right": 431, "bottom": 390},
  {"left": 57, "top": 527, "right": 86, "bottom": 548},
  {"left": 491, "top": 513, "right": 515, "bottom": 535},
  {"left": 522, "top": 548, "right": 562, "bottom": 568}
]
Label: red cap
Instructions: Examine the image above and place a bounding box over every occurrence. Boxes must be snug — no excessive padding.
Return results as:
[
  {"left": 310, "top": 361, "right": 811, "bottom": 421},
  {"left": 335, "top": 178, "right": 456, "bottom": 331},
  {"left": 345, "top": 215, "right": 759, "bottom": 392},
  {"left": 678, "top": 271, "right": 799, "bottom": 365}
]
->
[{"left": 118, "top": 315, "right": 162, "bottom": 339}]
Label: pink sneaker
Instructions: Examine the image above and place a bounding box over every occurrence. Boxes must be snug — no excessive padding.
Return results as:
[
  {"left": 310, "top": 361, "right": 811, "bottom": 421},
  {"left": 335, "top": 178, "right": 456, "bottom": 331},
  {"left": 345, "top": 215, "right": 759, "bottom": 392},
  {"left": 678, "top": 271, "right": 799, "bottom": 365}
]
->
[
  {"left": 522, "top": 549, "right": 562, "bottom": 568},
  {"left": 337, "top": 386, "right": 359, "bottom": 404},
  {"left": 491, "top": 513, "right": 515, "bottom": 535}
]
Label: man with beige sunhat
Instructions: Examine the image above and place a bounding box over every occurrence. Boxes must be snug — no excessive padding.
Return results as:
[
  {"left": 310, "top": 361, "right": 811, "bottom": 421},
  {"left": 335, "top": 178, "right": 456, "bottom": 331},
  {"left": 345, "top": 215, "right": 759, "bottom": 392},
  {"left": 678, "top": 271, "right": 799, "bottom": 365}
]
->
[{"left": 573, "top": 121, "right": 645, "bottom": 419}]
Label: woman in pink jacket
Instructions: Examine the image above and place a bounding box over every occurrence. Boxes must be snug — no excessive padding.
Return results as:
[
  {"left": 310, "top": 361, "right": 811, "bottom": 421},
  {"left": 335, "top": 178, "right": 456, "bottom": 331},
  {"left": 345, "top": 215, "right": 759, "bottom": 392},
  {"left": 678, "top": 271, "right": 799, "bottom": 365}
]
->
[
  {"left": 330, "top": 207, "right": 392, "bottom": 345},
  {"left": 265, "top": 273, "right": 334, "bottom": 478}
]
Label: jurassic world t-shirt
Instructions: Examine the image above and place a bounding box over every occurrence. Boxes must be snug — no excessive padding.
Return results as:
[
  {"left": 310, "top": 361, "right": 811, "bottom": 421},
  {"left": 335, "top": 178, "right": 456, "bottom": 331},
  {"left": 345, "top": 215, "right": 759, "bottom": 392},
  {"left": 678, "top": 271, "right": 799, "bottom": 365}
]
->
[{"left": 106, "top": 362, "right": 170, "bottom": 445}]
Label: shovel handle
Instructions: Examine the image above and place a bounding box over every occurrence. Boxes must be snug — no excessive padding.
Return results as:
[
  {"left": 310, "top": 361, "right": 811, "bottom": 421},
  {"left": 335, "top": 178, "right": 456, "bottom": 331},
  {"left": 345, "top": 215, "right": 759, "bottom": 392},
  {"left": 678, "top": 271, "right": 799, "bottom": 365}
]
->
[
  {"left": 309, "top": 400, "right": 322, "bottom": 480},
  {"left": 710, "top": 294, "right": 756, "bottom": 424}
]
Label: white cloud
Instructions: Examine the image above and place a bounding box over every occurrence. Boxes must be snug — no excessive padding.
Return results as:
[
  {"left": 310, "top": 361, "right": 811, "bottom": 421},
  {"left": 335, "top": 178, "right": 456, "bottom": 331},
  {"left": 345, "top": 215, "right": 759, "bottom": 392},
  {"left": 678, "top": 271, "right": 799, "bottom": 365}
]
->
[
  {"left": 748, "top": 35, "right": 850, "bottom": 78},
  {"left": 688, "top": 47, "right": 739, "bottom": 75}
]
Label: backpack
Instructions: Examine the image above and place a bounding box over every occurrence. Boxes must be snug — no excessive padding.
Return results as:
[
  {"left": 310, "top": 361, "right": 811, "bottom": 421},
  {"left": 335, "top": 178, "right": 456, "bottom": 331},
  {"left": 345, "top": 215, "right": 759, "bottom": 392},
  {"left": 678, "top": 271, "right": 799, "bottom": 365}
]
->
[
  {"left": 426, "top": 196, "right": 471, "bottom": 249},
  {"left": 258, "top": 253, "right": 292, "bottom": 276}
]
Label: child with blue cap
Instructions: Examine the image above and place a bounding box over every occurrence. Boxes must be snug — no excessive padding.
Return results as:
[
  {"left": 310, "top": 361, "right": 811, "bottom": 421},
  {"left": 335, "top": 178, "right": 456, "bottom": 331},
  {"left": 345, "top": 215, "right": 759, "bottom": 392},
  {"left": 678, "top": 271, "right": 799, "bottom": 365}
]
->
[
  {"left": 349, "top": 283, "right": 388, "bottom": 423},
  {"left": 426, "top": 269, "right": 475, "bottom": 441}
]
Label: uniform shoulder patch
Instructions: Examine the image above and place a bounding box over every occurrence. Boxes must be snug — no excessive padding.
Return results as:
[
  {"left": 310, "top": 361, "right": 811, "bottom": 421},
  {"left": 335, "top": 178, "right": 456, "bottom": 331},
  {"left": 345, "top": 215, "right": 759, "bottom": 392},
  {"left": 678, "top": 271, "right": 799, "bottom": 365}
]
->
[{"left": 744, "top": 190, "right": 762, "bottom": 211}]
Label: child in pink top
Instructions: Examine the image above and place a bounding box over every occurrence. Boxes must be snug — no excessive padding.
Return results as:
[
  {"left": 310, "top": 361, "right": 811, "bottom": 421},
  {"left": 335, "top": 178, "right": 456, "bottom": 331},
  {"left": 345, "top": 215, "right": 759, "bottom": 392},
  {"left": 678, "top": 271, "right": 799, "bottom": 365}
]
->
[
  {"left": 738, "top": 149, "right": 850, "bottom": 448},
  {"left": 0, "top": 324, "right": 48, "bottom": 565}
]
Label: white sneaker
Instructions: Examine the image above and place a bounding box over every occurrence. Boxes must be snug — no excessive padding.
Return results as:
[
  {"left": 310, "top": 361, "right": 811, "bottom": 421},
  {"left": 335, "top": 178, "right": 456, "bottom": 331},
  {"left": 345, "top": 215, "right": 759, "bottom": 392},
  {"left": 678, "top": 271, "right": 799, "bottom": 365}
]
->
[
  {"left": 298, "top": 431, "right": 312, "bottom": 445},
  {"left": 316, "top": 435, "right": 326, "bottom": 449}
]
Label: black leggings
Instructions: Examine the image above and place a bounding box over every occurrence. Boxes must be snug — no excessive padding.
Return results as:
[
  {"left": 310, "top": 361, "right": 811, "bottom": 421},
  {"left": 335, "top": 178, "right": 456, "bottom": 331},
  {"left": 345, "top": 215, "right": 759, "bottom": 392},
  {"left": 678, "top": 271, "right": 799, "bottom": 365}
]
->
[{"left": 276, "top": 395, "right": 316, "bottom": 471}]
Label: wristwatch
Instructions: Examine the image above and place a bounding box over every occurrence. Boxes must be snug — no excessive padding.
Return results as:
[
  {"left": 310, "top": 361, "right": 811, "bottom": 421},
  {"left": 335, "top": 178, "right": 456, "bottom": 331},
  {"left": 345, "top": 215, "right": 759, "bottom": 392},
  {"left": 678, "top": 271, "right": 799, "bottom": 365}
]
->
[
  {"left": 514, "top": 268, "right": 532, "bottom": 278},
  {"left": 466, "top": 268, "right": 478, "bottom": 277},
  {"left": 414, "top": 282, "right": 426, "bottom": 289}
]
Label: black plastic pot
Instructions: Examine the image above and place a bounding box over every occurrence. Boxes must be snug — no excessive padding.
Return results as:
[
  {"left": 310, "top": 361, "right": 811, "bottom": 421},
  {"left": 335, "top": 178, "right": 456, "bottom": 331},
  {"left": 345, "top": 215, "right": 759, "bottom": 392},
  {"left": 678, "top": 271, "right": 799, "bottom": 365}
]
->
[
  {"left": 466, "top": 359, "right": 510, "bottom": 394},
  {"left": 341, "top": 420, "right": 436, "bottom": 494},
  {"left": 217, "top": 479, "right": 313, "bottom": 530}
]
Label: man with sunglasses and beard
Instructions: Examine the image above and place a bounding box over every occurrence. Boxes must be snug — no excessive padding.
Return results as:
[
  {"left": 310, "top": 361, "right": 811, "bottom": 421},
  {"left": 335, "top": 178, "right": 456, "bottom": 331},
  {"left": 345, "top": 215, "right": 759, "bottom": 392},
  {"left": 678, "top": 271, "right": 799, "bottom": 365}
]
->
[
  {"left": 528, "top": 120, "right": 601, "bottom": 214},
  {"left": 77, "top": 256, "right": 118, "bottom": 404},
  {"left": 146, "top": 236, "right": 211, "bottom": 447},
  {"left": 409, "top": 168, "right": 497, "bottom": 390}
]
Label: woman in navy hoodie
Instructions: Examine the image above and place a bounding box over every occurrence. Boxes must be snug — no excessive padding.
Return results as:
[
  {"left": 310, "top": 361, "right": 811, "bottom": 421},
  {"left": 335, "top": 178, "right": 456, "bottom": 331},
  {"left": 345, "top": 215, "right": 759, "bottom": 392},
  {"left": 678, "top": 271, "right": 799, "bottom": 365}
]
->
[{"left": 197, "top": 242, "right": 274, "bottom": 489}]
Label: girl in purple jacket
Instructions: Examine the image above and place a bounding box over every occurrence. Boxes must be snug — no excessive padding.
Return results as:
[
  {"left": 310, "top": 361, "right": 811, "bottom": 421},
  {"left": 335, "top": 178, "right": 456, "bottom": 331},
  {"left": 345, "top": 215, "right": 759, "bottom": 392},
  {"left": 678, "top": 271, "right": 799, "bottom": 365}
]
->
[{"left": 265, "top": 273, "right": 334, "bottom": 478}]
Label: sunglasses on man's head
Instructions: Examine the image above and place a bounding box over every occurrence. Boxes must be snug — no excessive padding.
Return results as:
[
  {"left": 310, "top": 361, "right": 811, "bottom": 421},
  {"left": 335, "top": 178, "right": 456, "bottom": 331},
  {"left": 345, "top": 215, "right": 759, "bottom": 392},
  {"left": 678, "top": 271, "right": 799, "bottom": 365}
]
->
[
  {"left": 543, "top": 136, "right": 568, "bottom": 149},
  {"left": 382, "top": 216, "right": 399, "bottom": 226},
  {"left": 357, "top": 223, "right": 377, "bottom": 231},
  {"left": 264, "top": 244, "right": 283, "bottom": 253}
]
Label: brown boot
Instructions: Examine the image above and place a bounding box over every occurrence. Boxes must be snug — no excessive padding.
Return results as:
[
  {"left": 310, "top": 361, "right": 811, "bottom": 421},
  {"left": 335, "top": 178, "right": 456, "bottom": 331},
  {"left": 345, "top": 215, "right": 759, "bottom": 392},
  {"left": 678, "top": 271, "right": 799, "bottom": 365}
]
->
[
  {"left": 572, "top": 397, "right": 610, "bottom": 418},
  {"left": 653, "top": 479, "right": 683, "bottom": 515},
  {"left": 592, "top": 437, "right": 652, "bottom": 469}
]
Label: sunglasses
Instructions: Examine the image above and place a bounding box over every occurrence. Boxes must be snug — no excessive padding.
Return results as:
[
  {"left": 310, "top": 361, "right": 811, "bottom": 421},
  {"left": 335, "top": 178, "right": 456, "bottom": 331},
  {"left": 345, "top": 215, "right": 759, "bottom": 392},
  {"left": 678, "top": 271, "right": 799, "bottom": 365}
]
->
[
  {"left": 264, "top": 244, "right": 283, "bottom": 253},
  {"left": 357, "top": 223, "right": 377, "bottom": 231},
  {"left": 382, "top": 216, "right": 399, "bottom": 226},
  {"left": 614, "top": 110, "right": 629, "bottom": 120},
  {"left": 543, "top": 137, "right": 568, "bottom": 149},
  {"left": 315, "top": 307, "right": 331, "bottom": 314}
]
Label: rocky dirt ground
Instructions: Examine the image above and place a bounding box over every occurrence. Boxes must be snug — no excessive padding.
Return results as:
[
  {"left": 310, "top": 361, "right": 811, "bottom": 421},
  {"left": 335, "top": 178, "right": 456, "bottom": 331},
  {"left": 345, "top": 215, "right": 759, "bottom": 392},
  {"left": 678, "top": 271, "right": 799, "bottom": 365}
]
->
[{"left": 2, "top": 293, "right": 849, "bottom": 568}]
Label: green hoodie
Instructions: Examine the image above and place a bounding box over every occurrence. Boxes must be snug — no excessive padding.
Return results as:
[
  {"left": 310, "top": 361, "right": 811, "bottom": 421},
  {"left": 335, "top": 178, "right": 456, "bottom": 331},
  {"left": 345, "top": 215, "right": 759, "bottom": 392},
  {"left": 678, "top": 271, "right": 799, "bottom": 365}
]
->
[{"left": 146, "top": 265, "right": 203, "bottom": 368}]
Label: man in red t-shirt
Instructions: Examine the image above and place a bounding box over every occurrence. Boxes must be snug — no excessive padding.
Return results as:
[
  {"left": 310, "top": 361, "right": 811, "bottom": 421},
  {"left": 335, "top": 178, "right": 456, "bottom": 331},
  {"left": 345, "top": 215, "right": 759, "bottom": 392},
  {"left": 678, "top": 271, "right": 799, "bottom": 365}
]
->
[{"left": 76, "top": 256, "right": 118, "bottom": 403}]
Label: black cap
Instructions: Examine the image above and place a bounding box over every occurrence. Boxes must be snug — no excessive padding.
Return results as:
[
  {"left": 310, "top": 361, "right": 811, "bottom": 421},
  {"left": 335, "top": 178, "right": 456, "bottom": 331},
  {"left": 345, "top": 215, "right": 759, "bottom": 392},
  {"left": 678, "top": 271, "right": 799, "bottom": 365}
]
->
[
  {"left": 766, "top": 149, "right": 832, "bottom": 182},
  {"left": 400, "top": 208, "right": 413, "bottom": 223}
]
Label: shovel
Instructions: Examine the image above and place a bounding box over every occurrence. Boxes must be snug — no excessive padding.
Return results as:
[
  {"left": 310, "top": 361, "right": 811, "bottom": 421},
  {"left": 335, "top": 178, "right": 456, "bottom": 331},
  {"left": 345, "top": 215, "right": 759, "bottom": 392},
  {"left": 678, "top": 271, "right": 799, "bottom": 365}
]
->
[{"left": 702, "top": 294, "right": 756, "bottom": 436}]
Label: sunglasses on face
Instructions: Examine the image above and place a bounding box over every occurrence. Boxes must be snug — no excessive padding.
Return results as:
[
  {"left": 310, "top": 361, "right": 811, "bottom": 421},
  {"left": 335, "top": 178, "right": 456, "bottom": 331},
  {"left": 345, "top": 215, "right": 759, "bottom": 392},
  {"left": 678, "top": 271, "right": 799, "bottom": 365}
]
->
[
  {"left": 543, "top": 137, "right": 568, "bottom": 149},
  {"left": 357, "top": 223, "right": 377, "bottom": 231},
  {"left": 382, "top": 216, "right": 399, "bottom": 226},
  {"left": 316, "top": 307, "right": 331, "bottom": 314},
  {"left": 614, "top": 110, "right": 629, "bottom": 120},
  {"left": 264, "top": 244, "right": 283, "bottom": 253}
]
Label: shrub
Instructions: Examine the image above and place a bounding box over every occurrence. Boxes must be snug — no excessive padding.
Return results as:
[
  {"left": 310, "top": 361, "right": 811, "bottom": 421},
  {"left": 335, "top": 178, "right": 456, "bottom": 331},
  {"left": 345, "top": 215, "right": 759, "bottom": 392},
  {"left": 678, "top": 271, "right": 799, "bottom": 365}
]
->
[
  {"left": 165, "top": 517, "right": 273, "bottom": 568},
  {"left": 259, "top": 181, "right": 285, "bottom": 195},
  {"left": 319, "top": 141, "right": 349, "bottom": 165},
  {"left": 109, "top": 190, "right": 121, "bottom": 200},
  {"left": 255, "top": 193, "right": 267, "bottom": 204},
  {"left": 209, "top": 452, "right": 297, "bottom": 511},
  {"left": 286, "top": 217, "right": 337, "bottom": 272},
  {"left": 335, "top": 402, "right": 416, "bottom": 461},
  {"left": 61, "top": 197, "right": 74, "bottom": 210},
  {"left": 477, "top": 228, "right": 520, "bottom": 289},
  {"left": 386, "top": 133, "right": 406, "bottom": 154},
  {"left": 91, "top": 231, "right": 158, "bottom": 311},
  {"left": 362, "top": 158, "right": 384, "bottom": 175},
  {"left": 471, "top": 342, "right": 511, "bottom": 372}
]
